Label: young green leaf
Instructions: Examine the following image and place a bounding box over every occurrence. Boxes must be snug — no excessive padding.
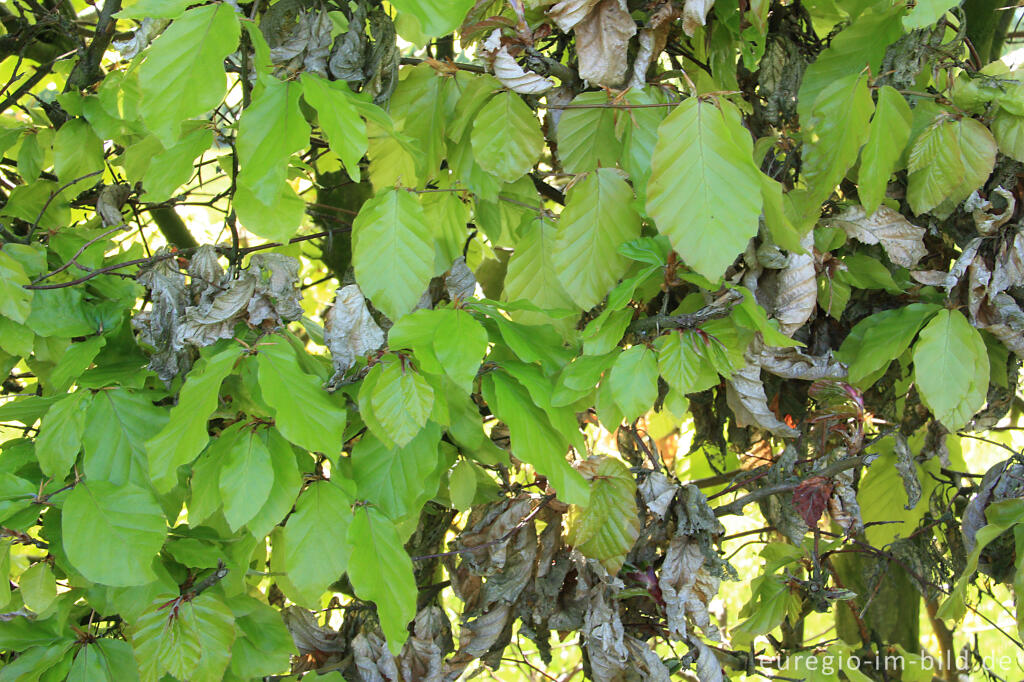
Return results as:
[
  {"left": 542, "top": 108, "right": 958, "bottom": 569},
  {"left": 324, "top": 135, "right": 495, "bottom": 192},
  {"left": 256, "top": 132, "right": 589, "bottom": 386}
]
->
[
  {"left": 351, "top": 188, "right": 434, "bottom": 321},
  {"left": 655, "top": 331, "right": 720, "bottom": 396},
  {"left": 257, "top": 336, "right": 347, "bottom": 455},
  {"left": 388, "top": 307, "right": 488, "bottom": 393},
  {"left": 0, "top": 249, "right": 32, "bottom": 323},
  {"left": 502, "top": 218, "right": 578, "bottom": 329},
  {"left": 62, "top": 481, "right": 166, "bottom": 586},
  {"left": 279, "top": 479, "right": 354, "bottom": 607},
  {"left": 836, "top": 303, "right": 939, "bottom": 386},
  {"left": 131, "top": 592, "right": 236, "bottom": 682},
  {"left": 218, "top": 427, "right": 275, "bottom": 532},
  {"left": 912, "top": 309, "right": 990, "bottom": 430},
  {"left": 647, "top": 98, "right": 763, "bottom": 281},
  {"left": 567, "top": 456, "right": 641, "bottom": 574},
  {"left": 236, "top": 76, "right": 310, "bottom": 201},
  {"left": 35, "top": 391, "right": 90, "bottom": 480},
  {"left": 137, "top": 4, "right": 240, "bottom": 145},
  {"left": 69, "top": 639, "right": 139, "bottom": 682},
  {"left": 145, "top": 345, "right": 242, "bottom": 494},
  {"left": 907, "top": 114, "right": 997, "bottom": 216},
  {"left": 346, "top": 505, "right": 417, "bottom": 653},
  {"left": 300, "top": 73, "right": 368, "bottom": 183},
  {"left": 859, "top": 86, "right": 912, "bottom": 214},
  {"left": 555, "top": 92, "right": 622, "bottom": 173},
  {"left": 83, "top": 389, "right": 168, "bottom": 487},
  {"left": 470, "top": 91, "right": 544, "bottom": 183},
  {"left": 552, "top": 169, "right": 642, "bottom": 309},
  {"left": 368, "top": 356, "right": 434, "bottom": 447},
  {"left": 608, "top": 345, "right": 659, "bottom": 422},
  {"left": 351, "top": 424, "right": 443, "bottom": 523}
]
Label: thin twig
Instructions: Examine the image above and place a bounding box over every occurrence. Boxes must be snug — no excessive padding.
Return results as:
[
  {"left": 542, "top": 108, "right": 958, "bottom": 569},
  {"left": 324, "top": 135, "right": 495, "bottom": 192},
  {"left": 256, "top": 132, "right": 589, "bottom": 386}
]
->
[{"left": 31, "top": 222, "right": 126, "bottom": 283}]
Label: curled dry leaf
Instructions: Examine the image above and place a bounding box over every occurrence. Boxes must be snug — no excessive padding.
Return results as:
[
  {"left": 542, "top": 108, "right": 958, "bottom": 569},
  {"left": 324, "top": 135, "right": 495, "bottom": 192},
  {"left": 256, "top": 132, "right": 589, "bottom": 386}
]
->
[
  {"left": 547, "top": 0, "right": 601, "bottom": 32},
  {"left": 658, "top": 535, "right": 721, "bottom": 641},
  {"left": 574, "top": 0, "right": 636, "bottom": 87},
  {"left": 965, "top": 187, "right": 1015, "bottom": 235},
  {"left": 943, "top": 236, "right": 983, "bottom": 290},
  {"left": 482, "top": 31, "right": 555, "bottom": 94},
  {"left": 112, "top": 18, "right": 169, "bottom": 60},
  {"left": 398, "top": 606, "right": 451, "bottom": 682},
  {"left": 829, "top": 204, "right": 927, "bottom": 268},
  {"left": 827, "top": 468, "right": 864, "bottom": 535},
  {"left": 772, "top": 233, "right": 816, "bottom": 336},
  {"left": 445, "top": 256, "right": 478, "bottom": 301},
  {"left": 443, "top": 604, "right": 512, "bottom": 680},
  {"left": 682, "top": 0, "right": 715, "bottom": 37},
  {"left": 638, "top": 471, "right": 677, "bottom": 518},
  {"left": 329, "top": 2, "right": 366, "bottom": 81},
  {"left": 132, "top": 250, "right": 188, "bottom": 384},
  {"left": 281, "top": 606, "right": 347, "bottom": 656},
  {"left": 691, "top": 636, "right": 725, "bottom": 682},
  {"left": 751, "top": 343, "right": 847, "bottom": 381},
  {"left": 324, "top": 284, "right": 386, "bottom": 382},
  {"left": 352, "top": 631, "right": 400, "bottom": 682},
  {"left": 726, "top": 365, "right": 799, "bottom": 438},
  {"left": 991, "top": 228, "right": 1024, "bottom": 295},
  {"left": 975, "top": 292, "right": 1024, "bottom": 360},
  {"left": 629, "top": 2, "right": 680, "bottom": 88},
  {"left": 267, "top": 10, "right": 333, "bottom": 78},
  {"left": 96, "top": 184, "right": 131, "bottom": 227}
]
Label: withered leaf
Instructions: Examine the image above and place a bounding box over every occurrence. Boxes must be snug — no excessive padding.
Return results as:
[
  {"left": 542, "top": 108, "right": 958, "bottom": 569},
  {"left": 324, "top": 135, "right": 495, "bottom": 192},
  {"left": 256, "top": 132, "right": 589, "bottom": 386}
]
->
[
  {"left": 629, "top": 2, "right": 679, "bottom": 88},
  {"left": 751, "top": 344, "right": 847, "bottom": 381},
  {"left": 892, "top": 433, "right": 922, "bottom": 510},
  {"left": 547, "top": 0, "right": 601, "bottom": 32},
  {"left": 681, "top": 0, "right": 715, "bottom": 37},
  {"left": 657, "top": 536, "right": 720, "bottom": 641},
  {"left": 445, "top": 257, "right": 477, "bottom": 301},
  {"left": 574, "top": 0, "right": 636, "bottom": 88},
  {"left": 772, "top": 233, "right": 816, "bottom": 336},
  {"left": 398, "top": 606, "right": 450, "bottom": 682},
  {"left": 829, "top": 204, "right": 927, "bottom": 268},
  {"left": 638, "top": 471, "right": 677, "bottom": 519},
  {"left": 725, "top": 366, "right": 799, "bottom": 438},
  {"left": 281, "top": 606, "right": 346, "bottom": 656},
  {"left": 691, "top": 636, "right": 725, "bottom": 682},
  {"left": 352, "top": 631, "right": 400, "bottom": 682},
  {"left": 483, "top": 31, "right": 555, "bottom": 94},
  {"left": 976, "top": 292, "right": 1024, "bottom": 360},
  {"left": 133, "top": 251, "right": 188, "bottom": 384},
  {"left": 965, "top": 187, "right": 1014, "bottom": 235},
  {"left": 96, "top": 184, "right": 131, "bottom": 227},
  {"left": 828, "top": 469, "right": 864, "bottom": 535},
  {"left": 324, "top": 284, "right": 386, "bottom": 382},
  {"left": 991, "top": 228, "right": 1024, "bottom": 295}
]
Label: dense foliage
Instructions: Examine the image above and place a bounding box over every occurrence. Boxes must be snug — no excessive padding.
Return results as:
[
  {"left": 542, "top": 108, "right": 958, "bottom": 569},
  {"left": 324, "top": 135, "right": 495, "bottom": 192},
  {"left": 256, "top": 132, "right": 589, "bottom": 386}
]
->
[{"left": 0, "top": 0, "right": 1022, "bottom": 679}]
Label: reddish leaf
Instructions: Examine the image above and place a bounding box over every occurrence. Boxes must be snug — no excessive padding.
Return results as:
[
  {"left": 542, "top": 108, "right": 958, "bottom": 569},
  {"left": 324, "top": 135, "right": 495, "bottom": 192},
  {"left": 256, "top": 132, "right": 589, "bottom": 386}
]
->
[{"left": 792, "top": 476, "right": 834, "bottom": 528}]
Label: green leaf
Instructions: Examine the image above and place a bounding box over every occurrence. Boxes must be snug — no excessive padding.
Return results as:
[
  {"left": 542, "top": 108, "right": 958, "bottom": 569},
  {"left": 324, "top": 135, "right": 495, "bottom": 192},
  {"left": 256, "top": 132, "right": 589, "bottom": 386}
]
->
[
  {"left": 142, "top": 126, "right": 214, "bottom": 202},
  {"left": 552, "top": 169, "right": 642, "bottom": 309},
  {"left": 351, "top": 423, "right": 443, "bottom": 523},
  {"left": 555, "top": 92, "right": 622, "bottom": 173},
  {"left": 69, "top": 639, "right": 139, "bottom": 682},
  {"left": 0, "top": 249, "right": 32, "bottom": 323},
  {"left": 118, "top": 0, "right": 193, "bottom": 19},
  {"left": 836, "top": 303, "right": 939, "bottom": 386},
  {"left": 218, "top": 426, "right": 275, "bottom": 531},
  {"left": 647, "top": 98, "right": 763, "bottom": 281},
  {"left": 566, "top": 456, "right": 641, "bottom": 574},
  {"left": 257, "top": 335, "right": 347, "bottom": 454},
  {"left": 800, "top": 73, "right": 874, "bottom": 204},
  {"left": 131, "top": 592, "right": 236, "bottom": 682},
  {"left": 242, "top": 429, "right": 302, "bottom": 540},
  {"left": 655, "top": 331, "right": 720, "bottom": 396},
  {"left": 20, "top": 561, "right": 56, "bottom": 613},
  {"left": 145, "top": 345, "right": 242, "bottom": 494},
  {"left": 233, "top": 182, "right": 306, "bottom": 243},
  {"left": 36, "top": 391, "right": 90, "bottom": 480},
  {"left": 448, "top": 460, "right": 477, "bottom": 511},
  {"left": 470, "top": 91, "right": 544, "bottom": 183},
  {"left": 759, "top": 174, "right": 806, "bottom": 253},
  {"left": 903, "top": 0, "right": 956, "bottom": 29},
  {"left": 352, "top": 188, "right": 434, "bottom": 321},
  {"left": 83, "top": 388, "right": 168, "bottom": 487},
  {"left": 388, "top": 0, "right": 474, "bottom": 37},
  {"left": 859, "top": 86, "right": 912, "bottom": 214},
  {"left": 279, "top": 479, "right": 353, "bottom": 607},
  {"left": 858, "top": 446, "right": 940, "bottom": 548},
  {"left": 482, "top": 372, "right": 590, "bottom": 506},
  {"left": 53, "top": 119, "right": 103, "bottom": 196},
  {"left": 502, "top": 218, "right": 578, "bottom": 328},
  {"left": 421, "top": 186, "right": 469, "bottom": 274},
  {"left": 608, "top": 345, "right": 659, "bottom": 422},
  {"left": 618, "top": 88, "right": 668, "bottom": 193},
  {"left": 346, "top": 506, "right": 417, "bottom": 653},
  {"left": 301, "top": 74, "right": 367, "bottom": 183},
  {"left": 907, "top": 114, "right": 997, "bottom": 216},
  {"left": 388, "top": 308, "right": 488, "bottom": 393},
  {"left": 228, "top": 597, "right": 295, "bottom": 679},
  {"left": 48, "top": 335, "right": 105, "bottom": 394},
  {"left": 912, "top": 309, "right": 990, "bottom": 430},
  {"left": 368, "top": 355, "right": 434, "bottom": 447},
  {"left": 389, "top": 64, "right": 455, "bottom": 179},
  {"left": 991, "top": 108, "right": 1024, "bottom": 163},
  {"left": 138, "top": 4, "right": 240, "bottom": 145},
  {"left": 236, "top": 76, "right": 310, "bottom": 200},
  {"left": 63, "top": 481, "right": 166, "bottom": 586}
]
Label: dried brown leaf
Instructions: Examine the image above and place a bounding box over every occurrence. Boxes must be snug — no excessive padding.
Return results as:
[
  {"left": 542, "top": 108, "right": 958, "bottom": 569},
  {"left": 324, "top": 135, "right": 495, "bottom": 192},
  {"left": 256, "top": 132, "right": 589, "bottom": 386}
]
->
[
  {"left": 352, "top": 631, "right": 400, "bottom": 682},
  {"left": 792, "top": 476, "right": 834, "bottom": 528},
  {"left": 281, "top": 606, "right": 346, "bottom": 655},
  {"left": 725, "top": 366, "right": 799, "bottom": 438},
  {"left": 681, "top": 0, "right": 715, "bottom": 36},
  {"left": 398, "top": 607, "right": 451, "bottom": 682},
  {"left": 827, "top": 469, "right": 864, "bottom": 535},
  {"left": 893, "top": 434, "right": 922, "bottom": 510},
  {"left": 629, "top": 2, "right": 679, "bottom": 88},
  {"left": 772, "top": 233, "right": 816, "bottom": 336},
  {"left": 991, "top": 228, "right": 1024, "bottom": 295},
  {"left": 975, "top": 292, "right": 1024, "bottom": 360},
  {"left": 133, "top": 252, "right": 188, "bottom": 384},
  {"left": 829, "top": 204, "right": 927, "bottom": 268},
  {"left": 96, "top": 184, "right": 131, "bottom": 227},
  {"left": 483, "top": 31, "right": 555, "bottom": 94},
  {"left": 965, "top": 187, "right": 1015, "bottom": 235},
  {"left": 751, "top": 344, "right": 847, "bottom": 381},
  {"left": 638, "top": 472, "right": 677, "bottom": 518},
  {"left": 691, "top": 636, "right": 725, "bottom": 682},
  {"left": 445, "top": 257, "right": 477, "bottom": 300},
  {"left": 574, "top": 0, "right": 636, "bottom": 87},
  {"left": 658, "top": 536, "right": 720, "bottom": 641},
  {"left": 547, "top": 0, "right": 601, "bottom": 32},
  {"left": 324, "top": 284, "right": 386, "bottom": 381}
]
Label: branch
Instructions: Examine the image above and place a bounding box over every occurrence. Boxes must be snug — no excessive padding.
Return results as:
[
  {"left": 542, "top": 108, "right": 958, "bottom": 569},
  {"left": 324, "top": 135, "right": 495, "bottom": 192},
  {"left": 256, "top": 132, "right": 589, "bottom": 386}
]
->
[
  {"left": 713, "top": 454, "right": 870, "bottom": 517},
  {"left": 64, "top": 0, "right": 121, "bottom": 92},
  {"left": 628, "top": 290, "right": 743, "bottom": 335},
  {"left": 148, "top": 206, "right": 198, "bottom": 250}
]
